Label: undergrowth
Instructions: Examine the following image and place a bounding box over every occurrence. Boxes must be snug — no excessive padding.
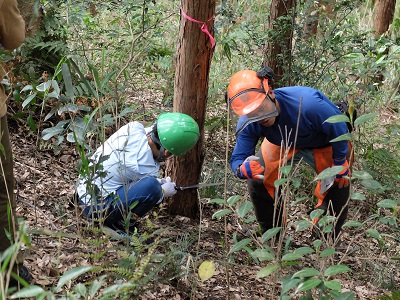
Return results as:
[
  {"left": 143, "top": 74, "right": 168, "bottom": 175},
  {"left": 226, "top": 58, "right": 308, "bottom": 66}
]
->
[{"left": 2, "top": 0, "right": 399, "bottom": 299}]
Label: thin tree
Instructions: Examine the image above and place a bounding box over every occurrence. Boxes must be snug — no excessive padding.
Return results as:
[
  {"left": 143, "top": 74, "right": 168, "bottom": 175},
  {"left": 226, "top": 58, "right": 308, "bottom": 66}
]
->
[
  {"left": 165, "top": 0, "right": 215, "bottom": 218},
  {"left": 264, "top": 0, "right": 296, "bottom": 86},
  {"left": 372, "top": 0, "right": 396, "bottom": 83},
  {"left": 372, "top": 0, "right": 396, "bottom": 37}
]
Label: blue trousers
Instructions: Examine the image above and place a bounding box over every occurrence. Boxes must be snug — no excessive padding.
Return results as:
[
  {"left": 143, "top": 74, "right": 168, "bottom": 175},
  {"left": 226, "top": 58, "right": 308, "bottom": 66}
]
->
[{"left": 82, "top": 177, "right": 163, "bottom": 227}]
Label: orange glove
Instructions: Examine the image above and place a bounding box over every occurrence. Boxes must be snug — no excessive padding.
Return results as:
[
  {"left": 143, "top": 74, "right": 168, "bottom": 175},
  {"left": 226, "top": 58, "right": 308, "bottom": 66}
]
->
[
  {"left": 333, "top": 160, "right": 350, "bottom": 188},
  {"left": 239, "top": 156, "right": 265, "bottom": 180}
]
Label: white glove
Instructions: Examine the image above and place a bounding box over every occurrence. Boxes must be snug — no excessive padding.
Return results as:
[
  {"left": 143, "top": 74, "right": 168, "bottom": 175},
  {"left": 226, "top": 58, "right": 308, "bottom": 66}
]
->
[
  {"left": 161, "top": 177, "right": 177, "bottom": 198},
  {"left": 157, "top": 178, "right": 167, "bottom": 184}
]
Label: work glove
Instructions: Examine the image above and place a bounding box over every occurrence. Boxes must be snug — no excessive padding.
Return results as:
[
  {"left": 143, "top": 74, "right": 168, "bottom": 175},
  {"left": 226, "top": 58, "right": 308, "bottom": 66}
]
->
[
  {"left": 238, "top": 156, "right": 265, "bottom": 180},
  {"left": 333, "top": 160, "right": 350, "bottom": 188},
  {"left": 157, "top": 178, "right": 167, "bottom": 185},
  {"left": 161, "top": 176, "right": 177, "bottom": 197}
]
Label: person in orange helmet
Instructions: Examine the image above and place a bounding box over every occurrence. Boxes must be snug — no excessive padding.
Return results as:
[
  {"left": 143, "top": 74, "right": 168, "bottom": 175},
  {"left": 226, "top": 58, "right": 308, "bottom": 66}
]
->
[{"left": 228, "top": 66, "right": 352, "bottom": 243}]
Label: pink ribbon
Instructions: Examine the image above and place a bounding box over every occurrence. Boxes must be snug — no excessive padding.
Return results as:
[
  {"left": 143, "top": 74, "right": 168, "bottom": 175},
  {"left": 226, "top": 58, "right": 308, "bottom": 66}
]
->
[{"left": 180, "top": 8, "right": 215, "bottom": 49}]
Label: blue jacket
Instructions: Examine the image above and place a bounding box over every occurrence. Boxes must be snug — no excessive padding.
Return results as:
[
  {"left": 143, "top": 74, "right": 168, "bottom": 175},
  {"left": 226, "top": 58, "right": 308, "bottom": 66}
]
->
[{"left": 230, "top": 86, "right": 349, "bottom": 172}]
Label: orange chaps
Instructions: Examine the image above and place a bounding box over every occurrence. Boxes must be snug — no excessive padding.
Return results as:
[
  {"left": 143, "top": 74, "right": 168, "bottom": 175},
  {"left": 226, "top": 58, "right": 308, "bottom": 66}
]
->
[
  {"left": 250, "top": 138, "right": 353, "bottom": 236},
  {"left": 261, "top": 139, "right": 353, "bottom": 207}
]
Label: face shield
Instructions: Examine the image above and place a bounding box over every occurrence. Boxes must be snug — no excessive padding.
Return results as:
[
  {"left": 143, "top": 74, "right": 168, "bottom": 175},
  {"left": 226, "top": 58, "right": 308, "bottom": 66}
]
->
[{"left": 235, "top": 95, "right": 279, "bottom": 136}]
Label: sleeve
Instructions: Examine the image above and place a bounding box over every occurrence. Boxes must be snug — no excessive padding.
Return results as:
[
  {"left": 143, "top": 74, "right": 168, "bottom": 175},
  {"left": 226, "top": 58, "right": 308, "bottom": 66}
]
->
[
  {"left": 230, "top": 119, "right": 261, "bottom": 173},
  {"left": 0, "top": 0, "right": 26, "bottom": 50}
]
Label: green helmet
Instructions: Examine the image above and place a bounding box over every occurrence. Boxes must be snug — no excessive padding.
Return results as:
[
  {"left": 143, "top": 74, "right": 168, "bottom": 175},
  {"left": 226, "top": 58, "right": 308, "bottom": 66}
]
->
[{"left": 156, "top": 112, "right": 200, "bottom": 156}]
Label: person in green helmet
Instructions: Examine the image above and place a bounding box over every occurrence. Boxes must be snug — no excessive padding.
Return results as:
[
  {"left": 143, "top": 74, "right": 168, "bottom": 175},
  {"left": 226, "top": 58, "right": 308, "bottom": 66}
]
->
[{"left": 76, "top": 112, "right": 200, "bottom": 233}]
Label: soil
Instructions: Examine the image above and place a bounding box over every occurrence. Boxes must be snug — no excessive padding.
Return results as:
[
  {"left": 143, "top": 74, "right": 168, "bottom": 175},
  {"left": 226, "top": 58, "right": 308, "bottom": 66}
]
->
[{"left": 8, "top": 113, "right": 399, "bottom": 300}]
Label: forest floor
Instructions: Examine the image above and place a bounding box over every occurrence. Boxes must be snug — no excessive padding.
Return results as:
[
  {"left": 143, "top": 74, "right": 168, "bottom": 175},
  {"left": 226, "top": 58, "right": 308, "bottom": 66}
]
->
[{"left": 9, "top": 111, "right": 399, "bottom": 300}]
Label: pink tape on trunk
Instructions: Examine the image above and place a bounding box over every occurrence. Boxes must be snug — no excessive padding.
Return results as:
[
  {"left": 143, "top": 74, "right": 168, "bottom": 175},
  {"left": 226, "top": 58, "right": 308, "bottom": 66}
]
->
[{"left": 180, "top": 8, "right": 215, "bottom": 49}]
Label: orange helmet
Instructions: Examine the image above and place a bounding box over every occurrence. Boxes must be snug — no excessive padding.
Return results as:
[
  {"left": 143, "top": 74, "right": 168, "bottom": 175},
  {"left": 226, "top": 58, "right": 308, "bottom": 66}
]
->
[{"left": 227, "top": 70, "right": 270, "bottom": 116}]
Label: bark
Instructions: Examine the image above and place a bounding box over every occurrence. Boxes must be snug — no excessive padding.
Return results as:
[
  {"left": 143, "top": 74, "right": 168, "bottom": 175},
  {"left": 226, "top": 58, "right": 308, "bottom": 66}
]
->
[
  {"left": 165, "top": 0, "right": 215, "bottom": 219},
  {"left": 372, "top": 0, "right": 396, "bottom": 83},
  {"left": 264, "top": 0, "right": 296, "bottom": 86},
  {"left": 372, "top": 0, "right": 396, "bottom": 37}
]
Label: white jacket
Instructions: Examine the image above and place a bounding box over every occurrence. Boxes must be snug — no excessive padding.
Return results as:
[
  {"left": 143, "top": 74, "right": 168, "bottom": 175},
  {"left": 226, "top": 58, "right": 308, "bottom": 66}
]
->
[{"left": 77, "top": 122, "right": 159, "bottom": 204}]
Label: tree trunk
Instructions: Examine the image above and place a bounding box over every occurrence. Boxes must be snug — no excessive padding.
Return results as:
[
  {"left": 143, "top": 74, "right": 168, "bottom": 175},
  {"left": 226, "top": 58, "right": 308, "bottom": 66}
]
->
[
  {"left": 372, "top": 0, "right": 396, "bottom": 37},
  {"left": 372, "top": 0, "right": 396, "bottom": 83},
  {"left": 165, "top": 0, "right": 215, "bottom": 219},
  {"left": 264, "top": 0, "right": 296, "bottom": 86}
]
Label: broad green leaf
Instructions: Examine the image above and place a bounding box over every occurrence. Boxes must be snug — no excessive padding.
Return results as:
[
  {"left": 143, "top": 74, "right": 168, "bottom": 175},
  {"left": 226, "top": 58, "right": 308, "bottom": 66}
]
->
[
  {"left": 228, "top": 238, "right": 251, "bottom": 255},
  {"left": 118, "top": 106, "right": 136, "bottom": 118},
  {"left": 62, "top": 63, "right": 74, "bottom": 101},
  {"left": 351, "top": 170, "right": 373, "bottom": 180},
  {"left": 274, "top": 178, "right": 288, "bottom": 187},
  {"left": 198, "top": 260, "right": 216, "bottom": 282},
  {"left": 366, "top": 228, "right": 382, "bottom": 240},
  {"left": 58, "top": 103, "right": 80, "bottom": 114},
  {"left": 256, "top": 264, "right": 280, "bottom": 278},
  {"left": 102, "top": 282, "right": 135, "bottom": 294},
  {"left": 57, "top": 266, "right": 93, "bottom": 289},
  {"left": 36, "top": 81, "right": 52, "bottom": 92},
  {"left": 310, "top": 209, "right": 325, "bottom": 221},
  {"left": 21, "top": 85, "right": 33, "bottom": 92},
  {"left": 329, "top": 133, "right": 352, "bottom": 143},
  {"left": 227, "top": 195, "right": 241, "bottom": 206},
  {"left": 42, "top": 126, "right": 66, "bottom": 140},
  {"left": 10, "top": 286, "right": 46, "bottom": 298},
  {"left": 261, "top": 227, "right": 281, "bottom": 243},
  {"left": 100, "top": 70, "right": 117, "bottom": 89},
  {"left": 237, "top": 201, "right": 253, "bottom": 218},
  {"left": 353, "top": 112, "right": 378, "bottom": 127},
  {"left": 324, "top": 114, "right": 349, "bottom": 124},
  {"left": 291, "top": 196, "right": 308, "bottom": 206},
  {"left": 319, "top": 247, "right": 336, "bottom": 258},
  {"left": 282, "top": 252, "right": 302, "bottom": 261},
  {"left": 330, "top": 291, "right": 355, "bottom": 300},
  {"left": 89, "top": 276, "right": 106, "bottom": 297},
  {"left": 343, "top": 220, "right": 363, "bottom": 227},
  {"left": 318, "top": 215, "right": 335, "bottom": 226},
  {"left": 350, "top": 192, "right": 366, "bottom": 200},
  {"left": 208, "top": 198, "right": 225, "bottom": 205},
  {"left": 313, "top": 240, "right": 323, "bottom": 248},
  {"left": 212, "top": 209, "right": 232, "bottom": 220},
  {"left": 324, "top": 264, "right": 350, "bottom": 276},
  {"left": 251, "top": 249, "right": 275, "bottom": 261},
  {"left": 324, "top": 280, "right": 342, "bottom": 291},
  {"left": 295, "top": 279, "right": 322, "bottom": 293},
  {"left": 292, "top": 178, "right": 301, "bottom": 188},
  {"left": 343, "top": 53, "right": 363, "bottom": 59},
  {"left": 377, "top": 199, "right": 397, "bottom": 209},
  {"left": 45, "top": 80, "right": 60, "bottom": 99},
  {"left": 292, "top": 268, "right": 320, "bottom": 278},
  {"left": 22, "top": 93, "right": 37, "bottom": 108},
  {"left": 315, "top": 166, "right": 344, "bottom": 180},
  {"left": 294, "top": 247, "right": 314, "bottom": 256},
  {"left": 294, "top": 220, "right": 313, "bottom": 232},
  {"left": 282, "top": 276, "right": 302, "bottom": 294},
  {"left": 279, "top": 165, "right": 292, "bottom": 176},
  {"left": 73, "top": 283, "right": 87, "bottom": 296},
  {"left": 361, "top": 179, "right": 383, "bottom": 190}
]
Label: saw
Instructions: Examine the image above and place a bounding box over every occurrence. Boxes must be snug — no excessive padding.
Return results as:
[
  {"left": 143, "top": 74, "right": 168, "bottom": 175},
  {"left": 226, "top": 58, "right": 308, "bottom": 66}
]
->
[{"left": 175, "top": 182, "right": 223, "bottom": 191}]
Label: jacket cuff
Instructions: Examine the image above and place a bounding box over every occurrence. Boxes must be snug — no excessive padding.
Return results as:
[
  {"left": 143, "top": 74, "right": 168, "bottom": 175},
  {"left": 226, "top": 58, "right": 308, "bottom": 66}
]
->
[{"left": 333, "top": 157, "right": 347, "bottom": 165}]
